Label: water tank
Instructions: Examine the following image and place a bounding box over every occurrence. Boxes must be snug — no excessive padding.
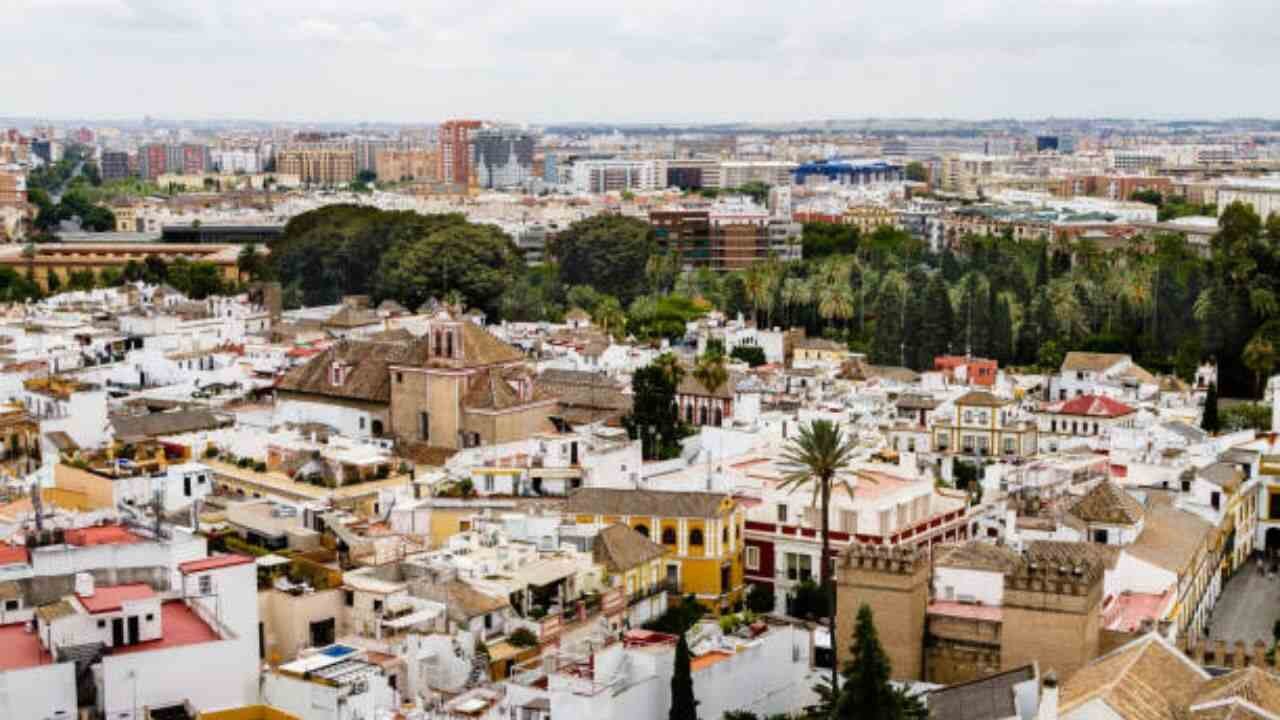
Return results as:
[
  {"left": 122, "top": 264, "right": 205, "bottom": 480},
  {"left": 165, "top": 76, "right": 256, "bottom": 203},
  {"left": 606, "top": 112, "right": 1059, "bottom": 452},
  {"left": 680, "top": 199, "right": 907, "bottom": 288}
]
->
[{"left": 75, "top": 572, "right": 95, "bottom": 597}]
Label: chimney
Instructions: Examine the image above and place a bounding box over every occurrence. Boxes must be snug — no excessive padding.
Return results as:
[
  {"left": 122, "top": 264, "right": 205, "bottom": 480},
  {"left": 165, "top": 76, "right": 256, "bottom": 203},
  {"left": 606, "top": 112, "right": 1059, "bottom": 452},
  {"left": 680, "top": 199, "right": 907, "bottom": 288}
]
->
[
  {"left": 1037, "top": 671, "right": 1059, "bottom": 720},
  {"left": 75, "top": 572, "right": 95, "bottom": 598}
]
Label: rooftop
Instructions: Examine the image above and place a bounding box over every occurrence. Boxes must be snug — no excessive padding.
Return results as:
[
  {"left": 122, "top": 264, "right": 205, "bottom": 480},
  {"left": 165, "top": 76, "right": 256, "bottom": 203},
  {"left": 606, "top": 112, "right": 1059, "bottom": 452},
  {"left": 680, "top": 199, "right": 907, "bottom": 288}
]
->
[
  {"left": 78, "top": 583, "right": 156, "bottom": 614},
  {"left": 109, "top": 601, "right": 221, "bottom": 655},
  {"left": 0, "top": 622, "right": 52, "bottom": 670}
]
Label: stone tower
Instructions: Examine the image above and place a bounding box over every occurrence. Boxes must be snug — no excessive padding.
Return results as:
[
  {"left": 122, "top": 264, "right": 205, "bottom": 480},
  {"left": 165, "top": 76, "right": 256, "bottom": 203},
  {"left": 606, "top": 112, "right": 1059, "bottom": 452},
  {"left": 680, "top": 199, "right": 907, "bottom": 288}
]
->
[
  {"left": 1000, "top": 559, "right": 1103, "bottom": 680},
  {"left": 835, "top": 543, "right": 930, "bottom": 681}
]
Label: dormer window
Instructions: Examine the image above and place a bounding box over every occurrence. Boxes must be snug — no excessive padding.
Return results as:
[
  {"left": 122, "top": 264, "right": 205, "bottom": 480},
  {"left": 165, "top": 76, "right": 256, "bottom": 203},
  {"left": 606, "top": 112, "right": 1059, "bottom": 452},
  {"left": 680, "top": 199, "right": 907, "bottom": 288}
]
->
[{"left": 329, "top": 361, "right": 348, "bottom": 386}]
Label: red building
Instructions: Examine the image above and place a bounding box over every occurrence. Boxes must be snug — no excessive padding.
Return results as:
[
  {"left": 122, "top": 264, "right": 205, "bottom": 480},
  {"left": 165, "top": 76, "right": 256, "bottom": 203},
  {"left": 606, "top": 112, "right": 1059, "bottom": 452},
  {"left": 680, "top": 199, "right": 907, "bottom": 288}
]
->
[
  {"left": 438, "top": 119, "right": 483, "bottom": 185},
  {"left": 934, "top": 355, "right": 998, "bottom": 387}
]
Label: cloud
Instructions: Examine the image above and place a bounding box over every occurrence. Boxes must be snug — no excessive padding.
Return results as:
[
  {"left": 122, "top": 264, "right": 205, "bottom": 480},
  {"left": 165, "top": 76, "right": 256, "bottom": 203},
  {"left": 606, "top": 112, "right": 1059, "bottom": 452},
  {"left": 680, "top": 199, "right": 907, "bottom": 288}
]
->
[{"left": 4, "top": 0, "right": 1280, "bottom": 122}]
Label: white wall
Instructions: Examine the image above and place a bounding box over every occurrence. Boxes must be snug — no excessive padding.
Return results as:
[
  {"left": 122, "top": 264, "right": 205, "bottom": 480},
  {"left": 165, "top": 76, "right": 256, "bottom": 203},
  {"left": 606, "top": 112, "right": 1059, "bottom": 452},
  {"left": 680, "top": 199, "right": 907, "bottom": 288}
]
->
[
  {"left": 933, "top": 567, "right": 1004, "bottom": 606},
  {"left": 0, "top": 661, "right": 77, "bottom": 720},
  {"left": 274, "top": 397, "right": 385, "bottom": 440}
]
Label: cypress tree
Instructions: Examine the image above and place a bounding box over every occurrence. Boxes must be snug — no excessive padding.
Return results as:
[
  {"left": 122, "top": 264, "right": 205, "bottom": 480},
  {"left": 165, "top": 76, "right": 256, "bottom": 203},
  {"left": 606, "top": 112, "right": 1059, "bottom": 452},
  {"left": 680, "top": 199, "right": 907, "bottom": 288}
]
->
[
  {"left": 1035, "top": 242, "right": 1049, "bottom": 288},
  {"left": 902, "top": 267, "right": 929, "bottom": 369},
  {"left": 1201, "top": 382, "right": 1221, "bottom": 434},
  {"left": 871, "top": 287, "right": 903, "bottom": 366},
  {"left": 920, "top": 273, "right": 955, "bottom": 366},
  {"left": 838, "top": 605, "right": 901, "bottom": 720},
  {"left": 991, "top": 294, "right": 1015, "bottom": 366},
  {"left": 669, "top": 633, "right": 698, "bottom": 720}
]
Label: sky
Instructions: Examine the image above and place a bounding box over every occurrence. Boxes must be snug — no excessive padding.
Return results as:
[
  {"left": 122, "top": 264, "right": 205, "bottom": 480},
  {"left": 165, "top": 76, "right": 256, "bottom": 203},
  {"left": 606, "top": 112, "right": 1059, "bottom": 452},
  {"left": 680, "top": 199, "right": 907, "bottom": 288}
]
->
[{"left": 4, "top": 0, "right": 1280, "bottom": 124}]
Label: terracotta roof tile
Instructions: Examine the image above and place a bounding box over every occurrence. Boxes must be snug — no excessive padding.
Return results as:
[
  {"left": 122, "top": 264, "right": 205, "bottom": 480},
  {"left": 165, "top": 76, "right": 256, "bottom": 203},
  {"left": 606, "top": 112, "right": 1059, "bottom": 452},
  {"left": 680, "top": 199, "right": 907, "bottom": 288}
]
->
[
  {"left": 1069, "top": 480, "right": 1146, "bottom": 525},
  {"left": 593, "top": 523, "right": 666, "bottom": 573}
]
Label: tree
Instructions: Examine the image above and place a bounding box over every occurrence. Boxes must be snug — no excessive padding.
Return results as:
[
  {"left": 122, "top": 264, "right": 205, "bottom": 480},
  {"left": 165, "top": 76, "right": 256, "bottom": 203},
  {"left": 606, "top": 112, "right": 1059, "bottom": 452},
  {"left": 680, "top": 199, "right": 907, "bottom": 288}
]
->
[
  {"left": 237, "top": 243, "right": 265, "bottom": 281},
  {"left": 376, "top": 224, "right": 525, "bottom": 318},
  {"left": 1243, "top": 333, "right": 1277, "bottom": 397},
  {"left": 670, "top": 633, "right": 699, "bottom": 720},
  {"left": 918, "top": 273, "right": 955, "bottom": 366},
  {"left": 46, "top": 271, "right": 61, "bottom": 293},
  {"left": 624, "top": 356, "right": 686, "bottom": 460},
  {"left": 1201, "top": 382, "right": 1221, "bottom": 433},
  {"left": 836, "top": 605, "right": 901, "bottom": 720},
  {"left": 779, "top": 420, "right": 865, "bottom": 701},
  {"left": 548, "top": 215, "right": 654, "bottom": 305},
  {"left": 870, "top": 283, "right": 903, "bottom": 366},
  {"left": 692, "top": 353, "right": 729, "bottom": 420},
  {"left": 592, "top": 295, "right": 627, "bottom": 340},
  {"left": 730, "top": 344, "right": 767, "bottom": 367},
  {"left": 745, "top": 583, "right": 775, "bottom": 614},
  {"left": 904, "top": 162, "right": 928, "bottom": 184}
]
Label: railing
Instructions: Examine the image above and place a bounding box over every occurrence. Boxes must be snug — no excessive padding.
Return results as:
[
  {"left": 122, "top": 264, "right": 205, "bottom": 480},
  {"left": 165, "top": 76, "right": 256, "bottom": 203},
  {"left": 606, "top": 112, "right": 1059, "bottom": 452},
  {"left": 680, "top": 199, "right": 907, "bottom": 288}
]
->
[{"left": 629, "top": 580, "right": 678, "bottom": 605}]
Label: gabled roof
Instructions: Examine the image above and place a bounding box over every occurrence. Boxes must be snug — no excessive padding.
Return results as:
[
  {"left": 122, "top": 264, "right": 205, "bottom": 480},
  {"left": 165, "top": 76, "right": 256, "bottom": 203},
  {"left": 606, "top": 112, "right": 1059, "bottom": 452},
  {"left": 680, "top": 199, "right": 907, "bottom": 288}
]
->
[
  {"left": 1059, "top": 634, "right": 1208, "bottom": 720},
  {"left": 463, "top": 370, "right": 554, "bottom": 411},
  {"left": 954, "top": 390, "right": 1010, "bottom": 408},
  {"left": 1198, "top": 462, "right": 1244, "bottom": 489},
  {"left": 928, "top": 664, "right": 1037, "bottom": 720},
  {"left": 1025, "top": 539, "right": 1121, "bottom": 571},
  {"left": 566, "top": 488, "right": 732, "bottom": 519},
  {"left": 593, "top": 523, "right": 666, "bottom": 573},
  {"left": 1047, "top": 394, "right": 1136, "bottom": 418},
  {"left": 1070, "top": 480, "right": 1145, "bottom": 525},
  {"left": 934, "top": 541, "right": 1024, "bottom": 574},
  {"left": 1061, "top": 352, "right": 1131, "bottom": 373},
  {"left": 443, "top": 580, "right": 509, "bottom": 621},
  {"left": 277, "top": 339, "right": 416, "bottom": 404},
  {"left": 1191, "top": 667, "right": 1280, "bottom": 718},
  {"left": 1126, "top": 499, "right": 1213, "bottom": 573},
  {"left": 677, "top": 370, "right": 738, "bottom": 399}
]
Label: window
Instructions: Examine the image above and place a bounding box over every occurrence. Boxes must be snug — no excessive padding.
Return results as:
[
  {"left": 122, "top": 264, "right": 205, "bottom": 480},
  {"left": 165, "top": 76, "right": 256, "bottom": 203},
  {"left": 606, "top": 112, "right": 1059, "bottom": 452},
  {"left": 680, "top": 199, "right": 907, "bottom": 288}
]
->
[
  {"left": 689, "top": 529, "right": 704, "bottom": 546},
  {"left": 145, "top": 613, "right": 154, "bottom": 622},
  {"left": 839, "top": 510, "right": 857, "bottom": 534},
  {"left": 198, "top": 574, "right": 213, "bottom": 595},
  {"left": 776, "top": 504, "right": 788, "bottom": 523},
  {"left": 396, "top": 372, "right": 403, "bottom": 384},
  {"left": 98, "top": 619, "right": 106, "bottom": 628},
  {"left": 359, "top": 417, "right": 366, "bottom": 431},
  {"left": 1211, "top": 492, "right": 1221, "bottom": 510},
  {"left": 373, "top": 599, "right": 383, "bottom": 613},
  {"left": 661, "top": 527, "right": 676, "bottom": 545},
  {"left": 1093, "top": 529, "right": 1109, "bottom": 544},
  {"left": 722, "top": 527, "right": 729, "bottom": 545},
  {"left": 4, "top": 599, "right": 17, "bottom": 611},
  {"left": 1003, "top": 438, "right": 1015, "bottom": 454},
  {"left": 418, "top": 412, "right": 430, "bottom": 442},
  {"left": 344, "top": 590, "right": 354, "bottom": 607},
  {"left": 745, "top": 546, "right": 760, "bottom": 570},
  {"left": 634, "top": 524, "right": 650, "bottom": 538},
  {"left": 785, "top": 553, "right": 812, "bottom": 582},
  {"left": 483, "top": 475, "right": 494, "bottom": 492}
]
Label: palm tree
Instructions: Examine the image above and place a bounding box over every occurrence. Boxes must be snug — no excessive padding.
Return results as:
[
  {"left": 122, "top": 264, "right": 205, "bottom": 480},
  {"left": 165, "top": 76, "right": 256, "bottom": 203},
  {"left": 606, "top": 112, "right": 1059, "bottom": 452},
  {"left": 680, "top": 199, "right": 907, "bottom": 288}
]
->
[
  {"left": 652, "top": 352, "right": 684, "bottom": 387},
  {"left": 692, "top": 353, "right": 729, "bottom": 425},
  {"left": 592, "top": 296, "right": 626, "bottom": 340},
  {"left": 782, "top": 277, "right": 813, "bottom": 327},
  {"left": 1243, "top": 333, "right": 1277, "bottom": 397},
  {"left": 817, "top": 281, "right": 855, "bottom": 332},
  {"left": 778, "top": 419, "right": 867, "bottom": 700}
]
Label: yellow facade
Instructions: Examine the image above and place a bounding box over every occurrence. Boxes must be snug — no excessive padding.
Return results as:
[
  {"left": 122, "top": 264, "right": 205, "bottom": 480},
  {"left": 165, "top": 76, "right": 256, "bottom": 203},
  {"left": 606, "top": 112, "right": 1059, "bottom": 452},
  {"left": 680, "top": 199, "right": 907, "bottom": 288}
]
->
[{"left": 574, "top": 500, "right": 745, "bottom": 613}]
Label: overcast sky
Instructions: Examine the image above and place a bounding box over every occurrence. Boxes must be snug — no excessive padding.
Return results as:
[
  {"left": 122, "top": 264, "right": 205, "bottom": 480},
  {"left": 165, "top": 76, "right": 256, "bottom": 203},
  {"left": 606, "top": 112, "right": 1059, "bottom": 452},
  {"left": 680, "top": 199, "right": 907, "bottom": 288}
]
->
[{"left": 5, "top": 0, "right": 1279, "bottom": 124}]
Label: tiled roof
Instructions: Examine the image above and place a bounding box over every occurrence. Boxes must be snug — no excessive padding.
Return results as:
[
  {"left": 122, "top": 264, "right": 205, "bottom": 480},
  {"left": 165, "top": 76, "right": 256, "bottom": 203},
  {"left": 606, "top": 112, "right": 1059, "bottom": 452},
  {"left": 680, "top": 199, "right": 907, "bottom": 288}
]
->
[
  {"left": 796, "top": 337, "right": 846, "bottom": 351},
  {"left": 594, "top": 523, "right": 666, "bottom": 573},
  {"left": 277, "top": 339, "right": 415, "bottom": 404},
  {"left": 934, "top": 541, "right": 1024, "bottom": 574},
  {"left": 677, "top": 371, "right": 738, "bottom": 399},
  {"left": 1191, "top": 667, "right": 1280, "bottom": 717},
  {"left": 1061, "top": 352, "right": 1131, "bottom": 373},
  {"left": 954, "top": 390, "right": 1010, "bottom": 407},
  {"left": 110, "top": 409, "right": 232, "bottom": 440},
  {"left": 566, "top": 488, "right": 731, "bottom": 519},
  {"left": 928, "top": 664, "right": 1036, "bottom": 720},
  {"left": 443, "top": 580, "right": 509, "bottom": 620},
  {"left": 1069, "top": 480, "right": 1145, "bottom": 525},
  {"left": 1126, "top": 500, "right": 1213, "bottom": 573},
  {"left": 65, "top": 525, "right": 142, "bottom": 547},
  {"left": 1047, "top": 394, "right": 1136, "bottom": 418},
  {"left": 1059, "top": 635, "right": 1207, "bottom": 720},
  {"left": 1025, "top": 539, "right": 1121, "bottom": 571},
  {"left": 462, "top": 370, "right": 554, "bottom": 411},
  {"left": 1197, "top": 462, "right": 1244, "bottom": 489},
  {"left": 178, "top": 554, "right": 254, "bottom": 574}
]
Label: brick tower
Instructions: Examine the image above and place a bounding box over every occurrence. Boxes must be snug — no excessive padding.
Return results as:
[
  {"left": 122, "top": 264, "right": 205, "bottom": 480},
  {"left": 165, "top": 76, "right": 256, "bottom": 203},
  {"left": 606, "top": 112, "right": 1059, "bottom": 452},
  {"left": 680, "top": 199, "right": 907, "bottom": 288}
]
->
[{"left": 835, "top": 543, "right": 930, "bottom": 681}]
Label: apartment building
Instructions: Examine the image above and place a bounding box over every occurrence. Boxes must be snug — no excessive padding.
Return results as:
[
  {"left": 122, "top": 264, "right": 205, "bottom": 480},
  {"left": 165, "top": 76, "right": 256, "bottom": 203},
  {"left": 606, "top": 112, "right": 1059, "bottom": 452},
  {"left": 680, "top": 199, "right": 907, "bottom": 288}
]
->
[
  {"left": 472, "top": 127, "right": 536, "bottom": 189},
  {"left": 374, "top": 149, "right": 438, "bottom": 183},
  {"left": 438, "top": 119, "right": 483, "bottom": 185},
  {"left": 275, "top": 148, "right": 356, "bottom": 185},
  {"left": 100, "top": 150, "right": 132, "bottom": 181}
]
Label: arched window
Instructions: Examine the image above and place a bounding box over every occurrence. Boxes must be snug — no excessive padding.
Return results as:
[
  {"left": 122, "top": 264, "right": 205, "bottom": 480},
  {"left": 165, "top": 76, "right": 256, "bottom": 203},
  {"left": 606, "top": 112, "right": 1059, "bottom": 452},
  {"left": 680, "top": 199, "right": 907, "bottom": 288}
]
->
[
  {"left": 713, "top": 407, "right": 723, "bottom": 426},
  {"left": 446, "top": 331, "right": 454, "bottom": 358},
  {"left": 433, "top": 330, "right": 442, "bottom": 356},
  {"left": 634, "top": 524, "right": 650, "bottom": 538},
  {"left": 689, "top": 529, "right": 704, "bottom": 546},
  {"left": 661, "top": 528, "right": 676, "bottom": 545},
  {"left": 699, "top": 406, "right": 708, "bottom": 425},
  {"left": 722, "top": 527, "right": 728, "bottom": 545},
  {"left": 685, "top": 404, "right": 694, "bottom": 423}
]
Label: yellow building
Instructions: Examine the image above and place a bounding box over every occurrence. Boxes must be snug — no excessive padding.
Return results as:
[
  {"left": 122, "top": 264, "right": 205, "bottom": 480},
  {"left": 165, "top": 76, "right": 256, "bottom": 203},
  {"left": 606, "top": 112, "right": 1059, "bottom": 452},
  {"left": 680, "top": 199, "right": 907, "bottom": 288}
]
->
[
  {"left": 843, "top": 205, "right": 902, "bottom": 236},
  {"left": 933, "top": 390, "right": 1038, "bottom": 459},
  {"left": 275, "top": 149, "right": 356, "bottom": 186},
  {"left": 0, "top": 243, "right": 251, "bottom": 291},
  {"left": 792, "top": 337, "right": 850, "bottom": 365},
  {"left": 566, "top": 487, "right": 745, "bottom": 613}
]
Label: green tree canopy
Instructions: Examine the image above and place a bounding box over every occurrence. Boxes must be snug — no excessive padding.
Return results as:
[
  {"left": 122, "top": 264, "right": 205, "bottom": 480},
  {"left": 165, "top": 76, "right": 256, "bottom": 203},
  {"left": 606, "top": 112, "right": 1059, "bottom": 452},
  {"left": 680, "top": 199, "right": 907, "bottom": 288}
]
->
[
  {"left": 548, "top": 214, "right": 654, "bottom": 304},
  {"left": 375, "top": 223, "right": 524, "bottom": 317}
]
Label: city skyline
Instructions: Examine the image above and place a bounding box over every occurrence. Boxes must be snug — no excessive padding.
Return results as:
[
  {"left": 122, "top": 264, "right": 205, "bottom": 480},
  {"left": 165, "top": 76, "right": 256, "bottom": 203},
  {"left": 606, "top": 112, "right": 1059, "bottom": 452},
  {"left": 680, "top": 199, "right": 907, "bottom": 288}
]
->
[{"left": 6, "top": 0, "right": 1280, "bottom": 123}]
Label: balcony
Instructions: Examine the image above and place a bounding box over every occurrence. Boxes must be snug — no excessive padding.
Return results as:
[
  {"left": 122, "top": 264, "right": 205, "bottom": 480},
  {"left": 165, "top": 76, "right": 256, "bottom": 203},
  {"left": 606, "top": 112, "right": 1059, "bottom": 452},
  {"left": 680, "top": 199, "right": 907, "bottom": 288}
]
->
[{"left": 629, "top": 580, "right": 678, "bottom": 605}]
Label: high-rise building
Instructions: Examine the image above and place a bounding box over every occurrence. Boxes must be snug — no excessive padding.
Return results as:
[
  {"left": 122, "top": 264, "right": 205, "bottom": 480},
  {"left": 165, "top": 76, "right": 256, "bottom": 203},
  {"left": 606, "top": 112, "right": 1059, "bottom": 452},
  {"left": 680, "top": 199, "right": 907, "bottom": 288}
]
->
[
  {"left": 181, "top": 144, "right": 210, "bottom": 175},
  {"left": 438, "top": 120, "right": 483, "bottom": 185},
  {"left": 570, "top": 159, "right": 659, "bottom": 193},
  {"left": 472, "top": 127, "right": 536, "bottom": 189},
  {"left": 276, "top": 148, "right": 356, "bottom": 185},
  {"left": 100, "top": 151, "right": 131, "bottom": 181},
  {"left": 138, "top": 144, "right": 168, "bottom": 180}
]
